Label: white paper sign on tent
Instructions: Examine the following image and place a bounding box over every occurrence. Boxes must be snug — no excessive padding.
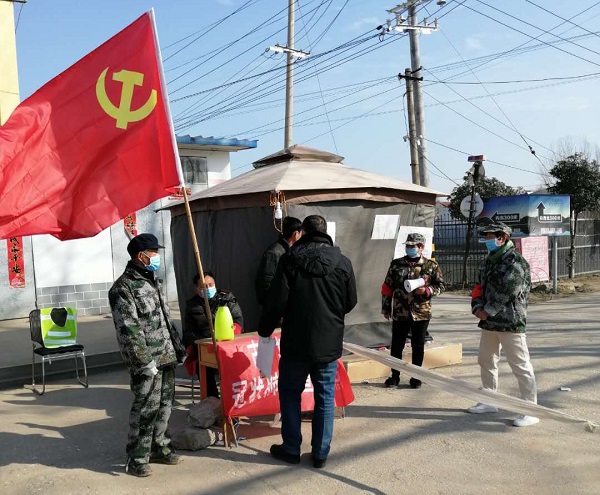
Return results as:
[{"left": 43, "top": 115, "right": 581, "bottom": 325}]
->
[
  {"left": 394, "top": 226, "right": 434, "bottom": 259},
  {"left": 327, "top": 222, "right": 336, "bottom": 244},
  {"left": 371, "top": 215, "right": 400, "bottom": 240}
]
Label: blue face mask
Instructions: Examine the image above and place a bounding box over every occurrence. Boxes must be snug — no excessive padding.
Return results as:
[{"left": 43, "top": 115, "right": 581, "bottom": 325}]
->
[
  {"left": 144, "top": 253, "right": 161, "bottom": 272},
  {"left": 406, "top": 247, "right": 419, "bottom": 258},
  {"left": 484, "top": 238, "right": 502, "bottom": 252},
  {"left": 203, "top": 287, "right": 217, "bottom": 299}
]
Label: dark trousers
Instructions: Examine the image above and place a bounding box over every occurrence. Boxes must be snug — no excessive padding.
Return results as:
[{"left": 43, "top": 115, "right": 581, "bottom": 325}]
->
[
  {"left": 390, "top": 316, "right": 430, "bottom": 379},
  {"left": 278, "top": 357, "right": 338, "bottom": 459}
]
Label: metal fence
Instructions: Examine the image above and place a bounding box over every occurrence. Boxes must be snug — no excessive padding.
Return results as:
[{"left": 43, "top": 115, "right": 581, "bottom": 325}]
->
[{"left": 433, "top": 211, "right": 600, "bottom": 287}]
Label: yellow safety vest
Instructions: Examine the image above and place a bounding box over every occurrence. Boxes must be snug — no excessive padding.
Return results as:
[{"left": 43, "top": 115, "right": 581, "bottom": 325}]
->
[{"left": 40, "top": 307, "right": 78, "bottom": 348}]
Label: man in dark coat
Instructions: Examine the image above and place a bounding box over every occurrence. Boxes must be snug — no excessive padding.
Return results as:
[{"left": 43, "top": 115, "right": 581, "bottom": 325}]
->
[
  {"left": 259, "top": 215, "right": 357, "bottom": 469},
  {"left": 255, "top": 216, "right": 302, "bottom": 305},
  {"left": 183, "top": 272, "right": 243, "bottom": 398}
]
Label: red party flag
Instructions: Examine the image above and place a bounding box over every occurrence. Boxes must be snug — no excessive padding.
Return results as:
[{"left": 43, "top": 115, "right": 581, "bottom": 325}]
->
[{"left": 0, "top": 11, "right": 182, "bottom": 241}]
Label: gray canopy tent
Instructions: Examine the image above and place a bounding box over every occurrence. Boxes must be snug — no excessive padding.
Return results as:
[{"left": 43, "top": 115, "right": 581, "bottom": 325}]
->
[{"left": 166, "top": 145, "right": 444, "bottom": 349}]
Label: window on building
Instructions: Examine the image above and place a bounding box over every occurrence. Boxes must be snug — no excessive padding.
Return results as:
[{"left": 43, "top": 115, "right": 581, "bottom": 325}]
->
[{"left": 181, "top": 156, "right": 208, "bottom": 185}]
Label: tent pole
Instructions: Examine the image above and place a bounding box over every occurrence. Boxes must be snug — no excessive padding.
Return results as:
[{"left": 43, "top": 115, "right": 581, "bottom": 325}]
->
[{"left": 181, "top": 186, "right": 237, "bottom": 447}]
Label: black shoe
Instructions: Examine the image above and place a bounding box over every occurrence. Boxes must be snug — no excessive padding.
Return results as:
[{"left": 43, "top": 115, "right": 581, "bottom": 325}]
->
[
  {"left": 384, "top": 376, "right": 400, "bottom": 388},
  {"left": 311, "top": 453, "right": 327, "bottom": 469},
  {"left": 149, "top": 452, "right": 182, "bottom": 465},
  {"left": 270, "top": 444, "right": 300, "bottom": 464},
  {"left": 126, "top": 461, "right": 152, "bottom": 477},
  {"left": 409, "top": 378, "right": 422, "bottom": 389}
]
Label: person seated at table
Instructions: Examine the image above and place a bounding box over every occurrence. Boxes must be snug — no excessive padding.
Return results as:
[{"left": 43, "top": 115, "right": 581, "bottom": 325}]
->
[{"left": 183, "top": 272, "right": 244, "bottom": 398}]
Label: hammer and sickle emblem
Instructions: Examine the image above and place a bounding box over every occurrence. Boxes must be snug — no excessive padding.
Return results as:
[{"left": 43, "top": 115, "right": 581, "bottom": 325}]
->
[{"left": 95, "top": 68, "right": 157, "bottom": 129}]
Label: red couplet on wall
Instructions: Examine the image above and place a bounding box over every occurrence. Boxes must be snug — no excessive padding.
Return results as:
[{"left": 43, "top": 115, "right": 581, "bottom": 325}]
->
[{"left": 7, "top": 236, "right": 25, "bottom": 288}]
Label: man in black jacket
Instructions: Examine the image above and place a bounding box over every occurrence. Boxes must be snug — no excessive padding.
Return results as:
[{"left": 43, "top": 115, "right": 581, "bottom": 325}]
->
[
  {"left": 255, "top": 216, "right": 302, "bottom": 305},
  {"left": 259, "top": 215, "right": 357, "bottom": 469},
  {"left": 183, "top": 272, "right": 244, "bottom": 398}
]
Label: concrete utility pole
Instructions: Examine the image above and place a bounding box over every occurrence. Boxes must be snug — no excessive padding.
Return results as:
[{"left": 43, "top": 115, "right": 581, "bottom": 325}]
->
[
  {"left": 408, "top": 4, "right": 429, "bottom": 187},
  {"left": 403, "top": 68, "right": 420, "bottom": 185},
  {"left": 267, "top": 1, "right": 309, "bottom": 149},
  {"left": 0, "top": 0, "right": 20, "bottom": 124},
  {"left": 381, "top": 0, "right": 439, "bottom": 187},
  {"left": 284, "top": 0, "right": 294, "bottom": 149}
]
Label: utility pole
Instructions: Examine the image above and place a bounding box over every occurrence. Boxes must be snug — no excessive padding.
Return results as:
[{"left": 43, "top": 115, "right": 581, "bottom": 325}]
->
[
  {"left": 408, "top": 3, "right": 429, "bottom": 187},
  {"left": 381, "top": 0, "right": 439, "bottom": 187},
  {"left": 403, "top": 68, "right": 420, "bottom": 185},
  {"left": 267, "top": 1, "right": 309, "bottom": 149},
  {"left": 284, "top": 0, "right": 294, "bottom": 149}
]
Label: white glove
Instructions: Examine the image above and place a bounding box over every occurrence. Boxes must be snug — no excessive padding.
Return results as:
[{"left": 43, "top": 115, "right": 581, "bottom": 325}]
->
[{"left": 142, "top": 360, "right": 159, "bottom": 376}]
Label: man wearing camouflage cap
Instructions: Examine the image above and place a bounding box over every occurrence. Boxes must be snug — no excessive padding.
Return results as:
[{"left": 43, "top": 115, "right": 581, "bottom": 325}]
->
[
  {"left": 109, "top": 233, "right": 187, "bottom": 476},
  {"left": 381, "top": 232, "right": 444, "bottom": 388},
  {"left": 468, "top": 222, "right": 539, "bottom": 427}
]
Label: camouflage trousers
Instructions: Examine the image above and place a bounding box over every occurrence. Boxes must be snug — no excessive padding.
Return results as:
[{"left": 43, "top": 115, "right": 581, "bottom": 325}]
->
[{"left": 126, "top": 367, "right": 175, "bottom": 464}]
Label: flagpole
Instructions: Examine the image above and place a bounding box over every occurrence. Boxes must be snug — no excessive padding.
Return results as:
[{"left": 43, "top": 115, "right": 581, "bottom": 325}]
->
[{"left": 148, "top": 9, "right": 236, "bottom": 447}]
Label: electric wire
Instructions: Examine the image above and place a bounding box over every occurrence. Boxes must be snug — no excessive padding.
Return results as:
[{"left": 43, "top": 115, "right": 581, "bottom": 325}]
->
[
  {"left": 15, "top": 2, "right": 24, "bottom": 32},
  {"left": 425, "top": 16, "right": 552, "bottom": 166},
  {"left": 296, "top": 0, "right": 340, "bottom": 154},
  {"left": 162, "top": 0, "right": 259, "bottom": 54},
  {"left": 462, "top": 2, "right": 600, "bottom": 69},
  {"left": 475, "top": 0, "right": 600, "bottom": 60},
  {"left": 175, "top": 32, "right": 393, "bottom": 130},
  {"left": 430, "top": 3, "right": 600, "bottom": 84},
  {"left": 523, "top": 0, "right": 600, "bottom": 41}
]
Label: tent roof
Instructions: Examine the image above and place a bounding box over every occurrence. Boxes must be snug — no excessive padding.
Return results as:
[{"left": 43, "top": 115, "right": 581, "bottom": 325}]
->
[
  {"left": 163, "top": 145, "right": 445, "bottom": 214},
  {"left": 253, "top": 144, "right": 344, "bottom": 167}
]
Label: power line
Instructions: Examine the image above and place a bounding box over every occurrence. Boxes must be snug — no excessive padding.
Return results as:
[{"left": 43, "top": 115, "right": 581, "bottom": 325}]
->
[
  {"left": 426, "top": 18, "right": 552, "bottom": 168},
  {"left": 523, "top": 0, "right": 600, "bottom": 41},
  {"left": 427, "top": 72, "right": 600, "bottom": 85},
  {"left": 14, "top": 2, "right": 24, "bottom": 31},
  {"left": 426, "top": 137, "right": 542, "bottom": 175},
  {"left": 175, "top": 32, "right": 394, "bottom": 130},
  {"left": 475, "top": 0, "right": 600, "bottom": 61},
  {"left": 296, "top": 0, "right": 343, "bottom": 153},
  {"left": 429, "top": 3, "right": 600, "bottom": 86},
  {"left": 423, "top": 89, "right": 547, "bottom": 160},
  {"left": 162, "top": 0, "right": 261, "bottom": 61},
  {"left": 463, "top": 2, "right": 600, "bottom": 69}
]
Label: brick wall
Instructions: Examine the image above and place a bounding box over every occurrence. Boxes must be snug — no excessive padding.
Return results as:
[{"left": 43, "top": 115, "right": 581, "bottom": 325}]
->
[{"left": 36, "top": 282, "right": 111, "bottom": 316}]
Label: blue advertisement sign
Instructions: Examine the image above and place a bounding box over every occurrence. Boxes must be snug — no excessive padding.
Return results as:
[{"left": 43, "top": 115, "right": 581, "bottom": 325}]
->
[{"left": 478, "top": 194, "right": 571, "bottom": 237}]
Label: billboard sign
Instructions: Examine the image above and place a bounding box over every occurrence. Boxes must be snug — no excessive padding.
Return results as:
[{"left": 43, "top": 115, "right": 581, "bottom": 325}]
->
[{"left": 478, "top": 194, "right": 570, "bottom": 237}]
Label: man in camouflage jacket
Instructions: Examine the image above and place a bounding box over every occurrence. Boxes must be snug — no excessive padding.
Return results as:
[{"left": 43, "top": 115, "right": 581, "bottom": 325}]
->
[
  {"left": 468, "top": 222, "right": 539, "bottom": 427},
  {"left": 381, "top": 233, "right": 444, "bottom": 388},
  {"left": 109, "top": 233, "right": 186, "bottom": 477}
]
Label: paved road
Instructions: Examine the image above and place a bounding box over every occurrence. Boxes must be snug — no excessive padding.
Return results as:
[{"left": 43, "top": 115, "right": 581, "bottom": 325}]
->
[{"left": 0, "top": 294, "right": 598, "bottom": 495}]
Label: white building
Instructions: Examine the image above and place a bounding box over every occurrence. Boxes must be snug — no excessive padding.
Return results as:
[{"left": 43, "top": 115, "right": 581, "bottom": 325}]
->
[{"left": 0, "top": 135, "right": 257, "bottom": 320}]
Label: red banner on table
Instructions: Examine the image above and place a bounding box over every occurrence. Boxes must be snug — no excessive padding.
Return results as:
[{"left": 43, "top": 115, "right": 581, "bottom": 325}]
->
[
  {"left": 7, "top": 236, "right": 25, "bottom": 288},
  {"left": 215, "top": 333, "right": 355, "bottom": 419}
]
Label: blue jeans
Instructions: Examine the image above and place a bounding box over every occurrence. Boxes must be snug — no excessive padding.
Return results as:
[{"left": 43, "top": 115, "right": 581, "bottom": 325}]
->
[{"left": 278, "top": 357, "right": 338, "bottom": 459}]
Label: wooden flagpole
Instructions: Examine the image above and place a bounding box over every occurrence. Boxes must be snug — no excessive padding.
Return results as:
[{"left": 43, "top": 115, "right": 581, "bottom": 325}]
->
[{"left": 150, "top": 8, "right": 236, "bottom": 447}]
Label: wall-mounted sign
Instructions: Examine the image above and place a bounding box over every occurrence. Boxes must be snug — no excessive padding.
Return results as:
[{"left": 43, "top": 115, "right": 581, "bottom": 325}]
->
[{"left": 478, "top": 194, "right": 570, "bottom": 237}]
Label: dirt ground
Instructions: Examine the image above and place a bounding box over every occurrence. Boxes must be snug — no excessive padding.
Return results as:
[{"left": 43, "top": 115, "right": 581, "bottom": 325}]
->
[{"left": 448, "top": 273, "right": 600, "bottom": 303}]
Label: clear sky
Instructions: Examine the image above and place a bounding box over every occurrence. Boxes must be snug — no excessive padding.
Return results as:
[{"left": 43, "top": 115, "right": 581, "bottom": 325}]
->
[{"left": 10, "top": 0, "right": 600, "bottom": 195}]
